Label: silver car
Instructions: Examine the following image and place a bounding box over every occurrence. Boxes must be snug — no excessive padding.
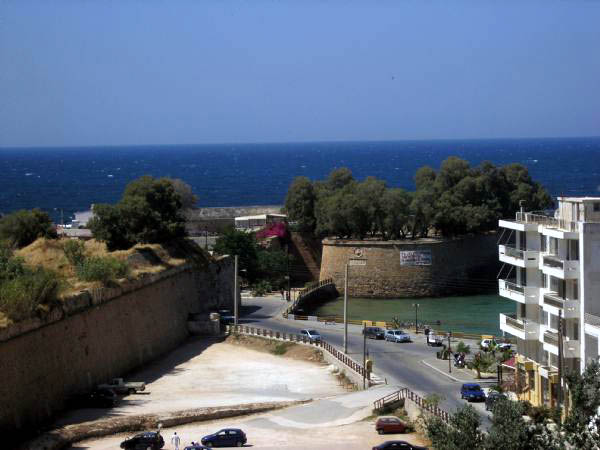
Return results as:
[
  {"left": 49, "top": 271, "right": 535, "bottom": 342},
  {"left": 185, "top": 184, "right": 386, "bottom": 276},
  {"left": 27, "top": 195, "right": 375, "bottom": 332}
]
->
[
  {"left": 384, "top": 329, "right": 411, "bottom": 343},
  {"left": 300, "top": 329, "right": 321, "bottom": 342}
]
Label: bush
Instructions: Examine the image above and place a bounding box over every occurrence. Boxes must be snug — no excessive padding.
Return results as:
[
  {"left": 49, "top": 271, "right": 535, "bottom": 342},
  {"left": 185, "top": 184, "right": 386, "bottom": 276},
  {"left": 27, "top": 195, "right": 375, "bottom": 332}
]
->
[
  {"left": 456, "top": 341, "right": 471, "bottom": 354},
  {"left": 0, "top": 267, "right": 60, "bottom": 321},
  {"left": 75, "top": 256, "right": 129, "bottom": 284},
  {"left": 271, "top": 342, "right": 293, "bottom": 355},
  {"left": 251, "top": 280, "right": 272, "bottom": 297},
  {"left": 63, "top": 240, "right": 86, "bottom": 266},
  {"left": 0, "top": 209, "right": 57, "bottom": 248}
]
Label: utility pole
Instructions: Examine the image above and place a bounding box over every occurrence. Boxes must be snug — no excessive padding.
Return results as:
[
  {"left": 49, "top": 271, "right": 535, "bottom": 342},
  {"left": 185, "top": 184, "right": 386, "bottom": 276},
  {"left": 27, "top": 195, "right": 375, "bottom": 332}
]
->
[
  {"left": 363, "top": 323, "right": 367, "bottom": 389},
  {"left": 286, "top": 244, "right": 291, "bottom": 302},
  {"left": 344, "top": 262, "right": 349, "bottom": 354},
  {"left": 233, "top": 255, "right": 239, "bottom": 326},
  {"left": 448, "top": 332, "right": 452, "bottom": 373},
  {"left": 557, "top": 310, "right": 563, "bottom": 422},
  {"left": 413, "top": 303, "right": 420, "bottom": 334}
]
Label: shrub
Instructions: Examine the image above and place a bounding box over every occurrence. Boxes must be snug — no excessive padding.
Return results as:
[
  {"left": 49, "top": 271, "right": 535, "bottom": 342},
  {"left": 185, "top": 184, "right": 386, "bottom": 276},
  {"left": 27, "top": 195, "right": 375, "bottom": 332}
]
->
[
  {"left": 0, "top": 209, "right": 57, "bottom": 248},
  {"left": 63, "top": 239, "right": 86, "bottom": 267},
  {"left": 76, "top": 256, "right": 129, "bottom": 284},
  {"left": 456, "top": 341, "right": 471, "bottom": 354},
  {"left": 0, "top": 267, "right": 60, "bottom": 321},
  {"left": 271, "top": 342, "right": 293, "bottom": 355},
  {"left": 251, "top": 280, "right": 272, "bottom": 297}
]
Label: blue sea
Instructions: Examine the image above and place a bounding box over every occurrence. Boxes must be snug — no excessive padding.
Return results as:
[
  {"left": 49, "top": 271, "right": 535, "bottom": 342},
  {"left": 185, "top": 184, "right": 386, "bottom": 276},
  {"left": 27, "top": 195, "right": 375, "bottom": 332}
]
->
[{"left": 1, "top": 137, "right": 600, "bottom": 223}]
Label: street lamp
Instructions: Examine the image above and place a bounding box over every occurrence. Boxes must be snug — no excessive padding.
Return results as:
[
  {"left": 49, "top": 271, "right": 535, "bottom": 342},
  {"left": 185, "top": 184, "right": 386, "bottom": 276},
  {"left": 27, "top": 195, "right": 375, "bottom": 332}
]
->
[{"left": 413, "top": 303, "right": 420, "bottom": 334}]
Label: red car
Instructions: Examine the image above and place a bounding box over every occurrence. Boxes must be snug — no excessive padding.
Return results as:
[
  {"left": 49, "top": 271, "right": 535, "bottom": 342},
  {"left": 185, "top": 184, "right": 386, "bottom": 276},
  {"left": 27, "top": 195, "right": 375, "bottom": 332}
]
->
[{"left": 375, "top": 416, "right": 407, "bottom": 434}]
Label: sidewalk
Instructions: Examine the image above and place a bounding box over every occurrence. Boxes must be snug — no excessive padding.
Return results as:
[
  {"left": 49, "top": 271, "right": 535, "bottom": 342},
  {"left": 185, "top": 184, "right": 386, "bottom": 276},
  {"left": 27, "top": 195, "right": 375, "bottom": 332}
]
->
[{"left": 421, "top": 356, "right": 497, "bottom": 384}]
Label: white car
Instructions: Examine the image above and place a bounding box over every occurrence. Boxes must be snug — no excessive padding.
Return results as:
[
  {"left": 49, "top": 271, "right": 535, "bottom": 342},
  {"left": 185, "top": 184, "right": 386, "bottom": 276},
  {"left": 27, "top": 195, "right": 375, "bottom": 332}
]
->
[
  {"left": 481, "top": 338, "right": 511, "bottom": 351},
  {"left": 300, "top": 329, "right": 321, "bottom": 342},
  {"left": 384, "top": 329, "right": 411, "bottom": 343}
]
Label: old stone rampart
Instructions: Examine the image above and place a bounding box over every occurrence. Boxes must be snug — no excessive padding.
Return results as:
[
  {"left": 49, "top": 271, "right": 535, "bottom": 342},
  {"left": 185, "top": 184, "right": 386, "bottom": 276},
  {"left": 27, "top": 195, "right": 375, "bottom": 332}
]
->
[
  {"left": 319, "top": 234, "right": 499, "bottom": 298},
  {"left": 0, "top": 257, "right": 235, "bottom": 441}
]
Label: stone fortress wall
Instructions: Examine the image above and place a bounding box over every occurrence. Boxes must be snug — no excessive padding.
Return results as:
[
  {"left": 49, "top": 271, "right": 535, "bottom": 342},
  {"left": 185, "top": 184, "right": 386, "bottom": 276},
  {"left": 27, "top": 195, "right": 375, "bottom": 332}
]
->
[
  {"left": 0, "top": 257, "right": 235, "bottom": 438},
  {"left": 319, "top": 235, "right": 499, "bottom": 298}
]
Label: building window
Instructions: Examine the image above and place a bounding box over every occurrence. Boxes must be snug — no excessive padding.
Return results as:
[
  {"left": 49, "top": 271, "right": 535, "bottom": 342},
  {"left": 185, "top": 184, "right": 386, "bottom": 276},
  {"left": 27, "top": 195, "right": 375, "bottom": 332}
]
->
[
  {"left": 540, "top": 235, "right": 547, "bottom": 252},
  {"left": 594, "top": 203, "right": 600, "bottom": 212},
  {"left": 573, "top": 320, "right": 579, "bottom": 340},
  {"left": 573, "top": 279, "right": 579, "bottom": 300}
]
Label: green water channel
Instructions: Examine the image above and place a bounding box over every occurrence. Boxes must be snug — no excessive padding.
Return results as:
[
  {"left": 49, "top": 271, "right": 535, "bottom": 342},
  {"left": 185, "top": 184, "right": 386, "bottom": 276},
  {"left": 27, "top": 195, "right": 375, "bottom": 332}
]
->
[{"left": 305, "top": 294, "right": 514, "bottom": 336}]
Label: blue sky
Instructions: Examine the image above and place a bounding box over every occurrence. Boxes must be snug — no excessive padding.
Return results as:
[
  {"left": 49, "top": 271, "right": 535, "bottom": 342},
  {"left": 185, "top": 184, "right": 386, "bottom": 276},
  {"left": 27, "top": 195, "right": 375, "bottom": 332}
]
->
[{"left": 1, "top": 0, "right": 599, "bottom": 147}]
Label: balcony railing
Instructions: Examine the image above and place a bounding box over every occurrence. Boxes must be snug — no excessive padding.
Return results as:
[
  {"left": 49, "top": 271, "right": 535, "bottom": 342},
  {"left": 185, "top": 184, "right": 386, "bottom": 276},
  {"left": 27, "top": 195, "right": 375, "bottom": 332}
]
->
[
  {"left": 544, "top": 331, "right": 559, "bottom": 347},
  {"left": 543, "top": 255, "right": 564, "bottom": 269},
  {"left": 504, "top": 246, "right": 525, "bottom": 259},
  {"left": 506, "top": 314, "right": 525, "bottom": 331},
  {"left": 543, "top": 293, "right": 565, "bottom": 309},
  {"left": 515, "top": 212, "right": 579, "bottom": 232},
  {"left": 499, "top": 279, "right": 524, "bottom": 294}
]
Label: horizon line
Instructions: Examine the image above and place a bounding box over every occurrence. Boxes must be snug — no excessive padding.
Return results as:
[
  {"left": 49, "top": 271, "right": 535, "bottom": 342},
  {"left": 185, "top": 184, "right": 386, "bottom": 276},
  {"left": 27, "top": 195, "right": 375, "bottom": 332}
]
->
[{"left": 2, "top": 135, "right": 600, "bottom": 151}]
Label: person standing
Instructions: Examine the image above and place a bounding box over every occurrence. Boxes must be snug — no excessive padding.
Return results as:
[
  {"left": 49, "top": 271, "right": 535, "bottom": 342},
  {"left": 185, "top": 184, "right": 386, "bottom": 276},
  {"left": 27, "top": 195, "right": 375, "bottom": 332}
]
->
[{"left": 171, "top": 431, "right": 180, "bottom": 450}]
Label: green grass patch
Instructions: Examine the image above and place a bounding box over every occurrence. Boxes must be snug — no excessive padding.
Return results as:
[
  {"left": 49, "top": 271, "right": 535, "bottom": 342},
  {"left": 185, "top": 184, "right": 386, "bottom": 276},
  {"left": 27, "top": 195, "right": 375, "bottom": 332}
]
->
[{"left": 271, "top": 342, "right": 294, "bottom": 355}]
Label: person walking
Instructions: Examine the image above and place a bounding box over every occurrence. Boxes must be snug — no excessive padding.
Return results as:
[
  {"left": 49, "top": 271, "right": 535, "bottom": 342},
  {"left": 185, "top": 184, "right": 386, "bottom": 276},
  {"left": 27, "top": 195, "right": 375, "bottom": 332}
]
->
[{"left": 171, "top": 431, "right": 181, "bottom": 450}]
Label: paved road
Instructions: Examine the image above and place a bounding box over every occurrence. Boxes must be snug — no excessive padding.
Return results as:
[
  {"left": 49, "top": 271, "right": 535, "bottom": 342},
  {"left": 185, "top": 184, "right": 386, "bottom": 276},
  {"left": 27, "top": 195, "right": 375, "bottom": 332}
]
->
[{"left": 239, "top": 293, "right": 494, "bottom": 424}]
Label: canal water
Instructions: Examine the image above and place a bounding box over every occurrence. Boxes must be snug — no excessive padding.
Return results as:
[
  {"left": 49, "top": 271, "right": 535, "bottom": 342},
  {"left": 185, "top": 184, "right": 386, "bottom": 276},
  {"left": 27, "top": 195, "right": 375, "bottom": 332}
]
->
[{"left": 305, "top": 294, "right": 514, "bottom": 336}]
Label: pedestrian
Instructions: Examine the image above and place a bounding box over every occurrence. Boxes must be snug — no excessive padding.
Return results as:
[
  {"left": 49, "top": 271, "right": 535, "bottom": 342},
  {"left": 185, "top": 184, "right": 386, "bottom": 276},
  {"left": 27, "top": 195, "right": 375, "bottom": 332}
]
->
[
  {"left": 280, "top": 289, "right": 284, "bottom": 300},
  {"left": 171, "top": 431, "right": 180, "bottom": 450}
]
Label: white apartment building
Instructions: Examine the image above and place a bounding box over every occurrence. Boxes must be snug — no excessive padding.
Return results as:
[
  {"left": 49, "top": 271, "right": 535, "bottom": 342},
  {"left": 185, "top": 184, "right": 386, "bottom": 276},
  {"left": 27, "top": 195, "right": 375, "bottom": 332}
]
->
[{"left": 497, "top": 197, "right": 600, "bottom": 407}]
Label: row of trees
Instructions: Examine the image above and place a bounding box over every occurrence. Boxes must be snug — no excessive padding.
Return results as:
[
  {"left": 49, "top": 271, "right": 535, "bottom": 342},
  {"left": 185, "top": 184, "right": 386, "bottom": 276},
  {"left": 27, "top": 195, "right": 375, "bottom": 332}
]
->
[
  {"left": 426, "top": 361, "right": 600, "bottom": 449},
  {"left": 284, "top": 157, "right": 552, "bottom": 239}
]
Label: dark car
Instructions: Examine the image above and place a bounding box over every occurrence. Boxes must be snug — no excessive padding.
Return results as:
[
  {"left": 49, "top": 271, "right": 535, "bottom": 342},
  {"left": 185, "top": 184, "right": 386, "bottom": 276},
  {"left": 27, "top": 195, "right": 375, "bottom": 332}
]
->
[
  {"left": 184, "top": 446, "right": 210, "bottom": 450},
  {"left": 485, "top": 391, "right": 508, "bottom": 411},
  {"left": 375, "top": 416, "right": 407, "bottom": 434},
  {"left": 69, "top": 388, "right": 118, "bottom": 408},
  {"left": 218, "top": 309, "right": 235, "bottom": 325},
  {"left": 120, "top": 432, "right": 165, "bottom": 450},
  {"left": 460, "top": 383, "right": 486, "bottom": 402},
  {"left": 201, "top": 428, "right": 247, "bottom": 447},
  {"left": 363, "top": 326, "right": 386, "bottom": 340},
  {"left": 372, "top": 441, "right": 428, "bottom": 450}
]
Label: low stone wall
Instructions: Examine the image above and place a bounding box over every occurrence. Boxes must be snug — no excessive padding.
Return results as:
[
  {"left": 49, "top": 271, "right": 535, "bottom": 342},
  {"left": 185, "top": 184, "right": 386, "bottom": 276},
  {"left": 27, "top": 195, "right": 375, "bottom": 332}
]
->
[
  {"left": 0, "top": 256, "right": 235, "bottom": 444},
  {"left": 319, "top": 234, "right": 499, "bottom": 298}
]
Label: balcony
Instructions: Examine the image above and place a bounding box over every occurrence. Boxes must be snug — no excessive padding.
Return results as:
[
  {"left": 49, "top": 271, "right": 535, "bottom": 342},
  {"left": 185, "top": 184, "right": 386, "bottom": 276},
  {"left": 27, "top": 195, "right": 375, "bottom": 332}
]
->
[
  {"left": 541, "top": 254, "right": 579, "bottom": 279},
  {"left": 498, "top": 279, "right": 539, "bottom": 304},
  {"left": 515, "top": 212, "right": 580, "bottom": 233},
  {"left": 542, "top": 330, "right": 580, "bottom": 358},
  {"left": 541, "top": 291, "right": 579, "bottom": 318},
  {"left": 499, "top": 245, "right": 539, "bottom": 268},
  {"left": 500, "top": 313, "right": 539, "bottom": 340}
]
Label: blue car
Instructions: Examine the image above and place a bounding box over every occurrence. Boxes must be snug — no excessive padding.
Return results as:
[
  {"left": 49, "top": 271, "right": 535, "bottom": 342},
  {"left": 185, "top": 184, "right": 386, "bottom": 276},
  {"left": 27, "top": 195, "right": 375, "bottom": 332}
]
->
[
  {"left": 201, "top": 428, "right": 247, "bottom": 447},
  {"left": 460, "top": 383, "right": 485, "bottom": 402}
]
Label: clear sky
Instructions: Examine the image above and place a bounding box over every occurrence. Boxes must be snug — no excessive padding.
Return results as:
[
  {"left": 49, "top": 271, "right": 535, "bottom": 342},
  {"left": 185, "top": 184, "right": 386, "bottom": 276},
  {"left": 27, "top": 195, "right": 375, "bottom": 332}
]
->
[{"left": 1, "top": 0, "right": 599, "bottom": 147}]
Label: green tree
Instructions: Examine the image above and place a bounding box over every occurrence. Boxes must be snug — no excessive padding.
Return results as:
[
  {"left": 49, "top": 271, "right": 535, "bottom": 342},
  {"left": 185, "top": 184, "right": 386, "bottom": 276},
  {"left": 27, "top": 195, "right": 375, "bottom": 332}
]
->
[
  {"left": 166, "top": 178, "right": 198, "bottom": 209},
  {"left": 468, "top": 352, "right": 496, "bottom": 379},
  {"left": 381, "top": 188, "right": 412, "bottom": 239},
  {"left": 426, "top": 404, "right": 485, "bottom": 450},
  {"left": 213, "top": 227, "right": 259, "bottom": 280},
  {"left": 356, "top": 176, "right": 387, "bottom": 237},
  {"left": 0, "top": 209, "right": 57, "bottom": 248},
  {"left": 326, "top": 167, "right": 355, "bottom": 191},
  {"left": 564, "top": 360, "right": 600, "bottom": 448},
  {"left": 284, "top": 176, "right": 317, "bottom": 232},
  {"left": 88, "top": 204, "right": 134, "bottom": 251}
]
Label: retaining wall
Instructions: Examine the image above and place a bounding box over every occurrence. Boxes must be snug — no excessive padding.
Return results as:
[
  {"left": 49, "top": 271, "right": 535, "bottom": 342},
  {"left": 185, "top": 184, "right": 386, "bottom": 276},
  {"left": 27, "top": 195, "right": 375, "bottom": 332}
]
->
[
  {"left": 319, "top": 234, "right": 499, "bottom": 298},
  {"left": 0, "top": 256, "right": 235, "bottom": 441}
]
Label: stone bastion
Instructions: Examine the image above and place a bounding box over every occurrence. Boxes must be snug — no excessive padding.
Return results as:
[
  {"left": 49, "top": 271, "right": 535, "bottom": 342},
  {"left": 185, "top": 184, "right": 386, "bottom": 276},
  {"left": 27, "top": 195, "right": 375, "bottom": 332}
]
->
[{"left": 319, "top": 234, "right": 499, "bottom": 298}]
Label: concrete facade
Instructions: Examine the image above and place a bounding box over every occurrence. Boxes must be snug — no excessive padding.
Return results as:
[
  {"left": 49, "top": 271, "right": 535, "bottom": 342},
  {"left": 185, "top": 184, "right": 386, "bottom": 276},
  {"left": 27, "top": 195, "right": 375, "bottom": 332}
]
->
[
  {"left": 0, "top": 257, "right": 235, "bottom": 440},
  {"left": 498, "top": 197, "right": 600, "bottom": 409},
  {"left": 319, "top": 235, "right": 498, "bottom": 298}
]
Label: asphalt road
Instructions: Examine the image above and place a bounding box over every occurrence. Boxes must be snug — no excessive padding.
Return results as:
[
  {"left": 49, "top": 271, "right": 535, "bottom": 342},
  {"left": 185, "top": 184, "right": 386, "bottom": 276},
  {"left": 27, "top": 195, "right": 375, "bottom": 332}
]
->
[{"left": 239, "top": 293, "right": 494, "bottom": 425}]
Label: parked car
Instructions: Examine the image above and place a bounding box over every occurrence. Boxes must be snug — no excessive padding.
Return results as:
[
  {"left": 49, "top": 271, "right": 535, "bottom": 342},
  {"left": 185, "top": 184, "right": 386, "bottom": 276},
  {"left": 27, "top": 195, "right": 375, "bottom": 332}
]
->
[
  {"left": 372, "top": 441, "right": 428, "bottom": 450},
  {"left": 120, "top": 432, "right": 164, "bottom": 449},
  {"left": 201, "top": 428, "right": 247, "bottom": 447},
  {"left": 426, "top": 333, "right": 443, "bottom": 346},
  {"left": 363, "top": 326, "right": 386, "bottom": 340},
  {"left": 385, "top": 330, "right": 411, "bottom": 343},
  {"left": 485, "top": 391, "right": 508, "bottom": 411},
  {"left": 184, "top": 446, "right": 210, "bottom": 450},
  {"left": 460, "top": 383, "right": 486, "bottom": 402},
  {"left": 480, "top": 338, "right": 511, "bottom": 351},
  {"left": 300, "top": 329, "right": 321, "bottom": 342},
  {"left": 375, "top": 416, "right": 407, "bottom": 434},
  {"left": 68, "top": 388, "right": 118, "bottom": 408},
  {"left": 98, "top": 378, "right": 145, "bottom": 395}
]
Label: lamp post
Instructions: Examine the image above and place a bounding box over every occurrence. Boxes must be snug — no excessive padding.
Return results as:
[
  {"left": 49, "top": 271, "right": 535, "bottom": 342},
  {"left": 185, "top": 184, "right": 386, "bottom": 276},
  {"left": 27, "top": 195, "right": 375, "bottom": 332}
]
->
[
  {"left": 233, "top": 255, "right": 239, "bottom": 326},
  {"left": 413, "top": 303, "right": 420, "bottom": 334}
]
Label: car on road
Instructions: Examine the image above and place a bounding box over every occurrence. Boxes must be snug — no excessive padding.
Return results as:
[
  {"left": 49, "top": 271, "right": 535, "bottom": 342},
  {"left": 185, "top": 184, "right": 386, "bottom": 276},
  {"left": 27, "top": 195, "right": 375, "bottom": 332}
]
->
[
  {"left": 98, "top": 378, "right": 145, "bottom": 395},
  {"left": 201, "top": 428, "right": 247, "bottom": 447},
  {"left": 372, "top": 441, "right": 428, "bottom": 450},
  {"left": 300, "top": 329, "right": 322, "bottom": 342},
  {"left": 375, "top": 416, "right": 407, "bottom": 434},
  {"left": 425, "top": 332, "right": 443, "bottom": 346},
  {"left": 363, "top": 326, "right": 386, "bottom": 340},
  {"left": 68, "top": 388, "right": 118, "bottom": 408},
  {"left": 461, "top": 383, "right": 486, "bottom": 402},
  {"left": 385, "top": 329, "right": 411, "bottom": 343},
  {"left": 184, "top": 446, "right": 210, "bottom": 450},
  {"left": 480, "top": 338, "right": 511, "bottom": 352},
  {"left": 120, "top": 431, "right": 164, "bottom": 449},
  {"left": 485, "top": 391, "right": 508, "bottom": 411}
]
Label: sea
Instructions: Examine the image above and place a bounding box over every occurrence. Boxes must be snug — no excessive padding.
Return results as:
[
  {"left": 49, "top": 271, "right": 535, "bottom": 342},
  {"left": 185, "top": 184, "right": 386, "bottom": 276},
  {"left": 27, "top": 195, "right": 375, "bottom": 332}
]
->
[{"left": 2, "top": 137, "right": 600, "bottom": 223}]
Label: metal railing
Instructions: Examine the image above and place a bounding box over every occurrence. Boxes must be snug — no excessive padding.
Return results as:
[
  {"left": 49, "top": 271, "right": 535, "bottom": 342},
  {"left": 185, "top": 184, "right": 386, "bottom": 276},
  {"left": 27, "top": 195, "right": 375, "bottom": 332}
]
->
[
  {"left": 544, "top": 330, "right": 559, "bottom": 347},
  {"left": 225, "top": 324, "right": 368, "bottom": 379},
  {"left": 374, "top": 388, "right": 450, "bottom": 423},
  {"left": 543, "top": 293, "right": 565, "bottom": 309},
  {"left": 285, "top": 278, "right": 334, "bottom": 316},
  {"left": 499, "top": 279, "right": 525, "bottom": 294},
  {"left": 515, "top": 212, "right": 580, "bottom": 232},
  {"left": 505, "top": 314, "right": 525, "bottom": 331},
  {"left": 503, "top": 246, "right": 525, "bottom": 259},
  {"left": 543, "top": 255, "right": 564, "bottom": 269}
]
